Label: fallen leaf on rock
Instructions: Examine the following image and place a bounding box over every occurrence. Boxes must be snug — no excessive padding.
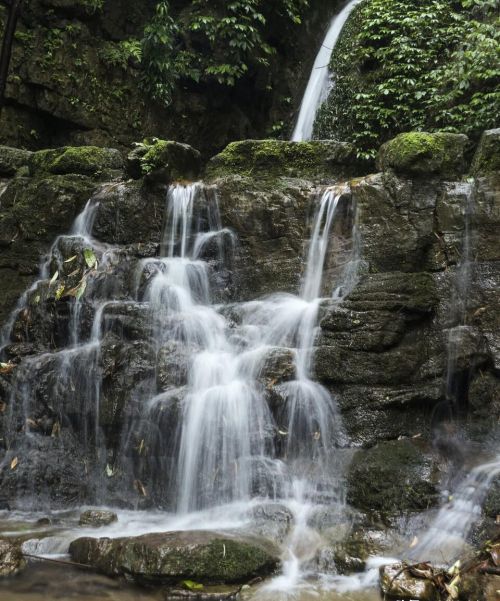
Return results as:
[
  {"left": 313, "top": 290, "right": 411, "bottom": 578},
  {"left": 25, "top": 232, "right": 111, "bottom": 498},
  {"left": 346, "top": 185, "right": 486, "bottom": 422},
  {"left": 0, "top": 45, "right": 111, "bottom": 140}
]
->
[
  {"left": 0, "top": 401, "right": 5, "bottom": 413},
  {"left": 10, "top": 457, "right": 18, "bottom": 470},
  {"left": 0, "top": 361, "right": 15, "bottom": 374},
  {"left": 64, "top": 255, "right": 77, "bottom": 263},
  {"left": 83, "top": 248, "right": 97, "bottom": 269},
  {"left": 181, "top": 580, "right": 204, "bottom": 591},
  {"left": 55, "top": 284, "right": 65, "bottom": 300},
  {"left": 51, "top": 421, "right": 61, "bottom": 437},
  {"left": 49, "top": 270, "right": 59, "bottom": 285}
]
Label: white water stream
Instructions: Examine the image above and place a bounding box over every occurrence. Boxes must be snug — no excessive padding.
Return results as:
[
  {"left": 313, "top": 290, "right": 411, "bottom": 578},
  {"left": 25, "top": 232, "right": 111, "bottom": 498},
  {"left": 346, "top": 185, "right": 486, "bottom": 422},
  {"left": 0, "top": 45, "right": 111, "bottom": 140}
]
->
[
  {"left": 1, "top": 179, "right": 497, "bottom": 599},
  {"left": 291, "top": 0, "right": 362, "bottom": 141}
]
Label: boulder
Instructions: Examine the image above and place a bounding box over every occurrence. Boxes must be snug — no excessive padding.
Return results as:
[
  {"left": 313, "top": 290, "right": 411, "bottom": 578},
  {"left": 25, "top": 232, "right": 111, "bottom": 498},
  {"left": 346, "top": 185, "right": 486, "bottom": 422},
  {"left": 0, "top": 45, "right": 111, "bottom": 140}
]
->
[
  {"left": 206, "top": 139, "right": 359, "bottom": 181},
  {"left": 380, "top": 563, "right": 439, "bottom": 600},
  {"left": 0, "top": 539, "right": 26, "bottom": 577},
  {"left": 30, "top": 147, "right": 124, "bottom": 179},
  {"left": 79, "top": 510, "right": 118, "bottom": 527},
  {"left": 127, "top": 140, "right": 202, "bottom": 182},
  {"left": 377, "top": 132, "right": 468, "bottom": 178},
  {"left": 69, "top": 530, "right": 280, "bottom": 584}
]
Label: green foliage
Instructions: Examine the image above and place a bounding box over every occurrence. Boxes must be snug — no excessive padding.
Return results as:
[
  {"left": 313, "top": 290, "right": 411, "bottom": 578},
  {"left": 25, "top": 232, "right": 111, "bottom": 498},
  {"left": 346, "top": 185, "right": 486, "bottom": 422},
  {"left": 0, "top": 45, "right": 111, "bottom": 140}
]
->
[
  {"left": 140, "top": 0, "right": 308, "bottom": 106},
  {"left": 99, "top": 39, "right": 142, "bottom": 70},
  {"left": 314, "top": 0, "right": 500, "bottom": 158}
]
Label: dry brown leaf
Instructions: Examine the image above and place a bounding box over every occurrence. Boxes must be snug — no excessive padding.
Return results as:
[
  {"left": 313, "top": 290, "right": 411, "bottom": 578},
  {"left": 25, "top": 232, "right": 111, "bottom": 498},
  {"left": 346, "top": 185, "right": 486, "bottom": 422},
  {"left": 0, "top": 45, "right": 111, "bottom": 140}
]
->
[
  {"left": 0, "top": 401, "right": 6, "bottom": 413},
  {"left": 0, "top": 361, "right": 15, "bottom": 375},
  {"left": 10, "top": 456, "right": 18, "bottom": 470},
  {"left": 134, "top": 479, "right": 147, "bottom": 497},
  {"left": 51, "top": 421, "right": 61, "bottom": 437}
]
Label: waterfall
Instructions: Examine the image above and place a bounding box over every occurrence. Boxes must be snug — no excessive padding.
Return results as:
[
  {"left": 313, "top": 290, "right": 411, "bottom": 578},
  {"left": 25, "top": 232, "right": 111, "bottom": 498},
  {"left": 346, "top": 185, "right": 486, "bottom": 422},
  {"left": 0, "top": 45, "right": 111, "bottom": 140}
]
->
[
  {"left": 1, "top": 179, "right": 360, "bottom": 593},
  {"left": 291, "top": 0, "right": 362, "bottom": 142},
  {"left": 444, "top": 182, "right": 475, "bottom": 415},
  {"left": 410, "top": 452, "right": 500, "bottom": 563},
  {"left": 127, "top": 183, "right": 356, "bottom": 515}
]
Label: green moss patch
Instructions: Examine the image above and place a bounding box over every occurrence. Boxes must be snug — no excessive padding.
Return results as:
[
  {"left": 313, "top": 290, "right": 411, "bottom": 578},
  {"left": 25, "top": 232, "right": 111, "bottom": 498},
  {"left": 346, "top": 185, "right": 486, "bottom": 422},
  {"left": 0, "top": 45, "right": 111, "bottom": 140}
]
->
[
  {"left": 206, "top": 139, "right": 360, "bottom": 181},
  {"left": 0, "top": 146, "right": 33, "bottom": 177},
  {"left": 30, "top": 146, "right": 123, "bottom": 179},
  {"left": 377, "top": 132, "right": 468, "bottom": 178}
]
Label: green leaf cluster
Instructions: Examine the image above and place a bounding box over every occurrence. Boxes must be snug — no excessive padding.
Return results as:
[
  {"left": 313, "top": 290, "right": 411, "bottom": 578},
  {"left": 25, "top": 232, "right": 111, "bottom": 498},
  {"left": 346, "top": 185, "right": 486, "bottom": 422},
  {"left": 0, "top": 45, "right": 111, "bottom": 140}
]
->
[
  {"left": 140, "top": 0, "right": 308, "bottom": 106},
  {"left": 314, "top": 0, "right": 500, "bottom": 159}
]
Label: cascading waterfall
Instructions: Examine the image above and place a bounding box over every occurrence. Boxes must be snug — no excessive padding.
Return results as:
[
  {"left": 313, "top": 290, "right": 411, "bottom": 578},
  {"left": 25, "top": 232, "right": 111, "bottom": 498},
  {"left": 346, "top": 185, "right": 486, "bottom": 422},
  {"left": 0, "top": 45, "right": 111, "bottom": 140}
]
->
[
  {"left": 410, "top": 451, "right": 500, "bottom": 564},
  {"left": 135, "top": 183, "right": 355, "bottom": 515},
  {"left": 0, "top": 189, "right": 121, "bottom": 502},
  {"left": 291, "top": 0, "right": 362, "bottom": 142},
  {"left": 0, "top": 178, "right": 362, "bottom": 593}
]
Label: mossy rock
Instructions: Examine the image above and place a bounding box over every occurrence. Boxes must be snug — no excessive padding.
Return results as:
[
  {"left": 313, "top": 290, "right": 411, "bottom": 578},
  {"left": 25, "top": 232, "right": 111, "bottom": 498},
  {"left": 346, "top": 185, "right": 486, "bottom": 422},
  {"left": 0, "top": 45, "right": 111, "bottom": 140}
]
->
[
  {"left": 346, "top": 439, "right": 441, "bottom": 515},
  {"left": 69, "top": 530, "right": 280, "bottom": 584},
  {"left": 0, "top": 146, "right": 33, "bottom": 177},
  {"left": 471, "top": 128, "right": 500, "bottom": 176},
  {"left": 127, "top": 140, "right": 202, "bottom": 183},
  {"left": 206, "top": 139, "right": 359, "bottom": 180},
  {"left": 30, "top": 146, "right": 124, "bottom": 179},
  {"left": 377, "top": 132, "right": 468, "bottom": 178}
]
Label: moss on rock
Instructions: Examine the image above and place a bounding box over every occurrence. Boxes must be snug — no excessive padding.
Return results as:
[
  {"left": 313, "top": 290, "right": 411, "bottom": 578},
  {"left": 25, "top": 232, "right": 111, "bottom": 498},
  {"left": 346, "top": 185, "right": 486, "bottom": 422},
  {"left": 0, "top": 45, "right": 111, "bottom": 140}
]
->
[
  {"left": 377, "top": 132, "right": 468, "bottom": 178},
  {"left": 206, "top": 139, "right": 360, "bottom": 181},
  {"left": 471, "top": 128, "right": 500, "bottom": 176},
  {"left": 127, "top": 140, "right": 202, "bottom": 182},
  {"left": 69, "top": 530, "right": 280, "bottom": 584},
  {"left": 30, "top": 146, "right": 123, "bottom": 179},
  {"left": 0, "top": 146, "right": 33, "bottom": 177}
]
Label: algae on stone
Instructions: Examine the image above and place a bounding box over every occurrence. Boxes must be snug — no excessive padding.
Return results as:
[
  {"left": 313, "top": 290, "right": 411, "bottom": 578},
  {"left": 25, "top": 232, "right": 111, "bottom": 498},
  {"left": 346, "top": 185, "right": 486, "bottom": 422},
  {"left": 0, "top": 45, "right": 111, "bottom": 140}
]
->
[
  {"left": 377, "top": 132, "right": 468, "bottom": 178},
  {"left": 69, "top": 530, "right": 280, "bottom": 584},
  {"left": 127, "top": 139, "right": 202, "bottom": 182},
  {"left": 0, "top": 146, "right": 33, "bottom": 177},
  {"left": 206, "top": 139, "right": 359, "bottom": 181},
  {"left": 30, "top": 146, "right": 124, "bottom": 179}
]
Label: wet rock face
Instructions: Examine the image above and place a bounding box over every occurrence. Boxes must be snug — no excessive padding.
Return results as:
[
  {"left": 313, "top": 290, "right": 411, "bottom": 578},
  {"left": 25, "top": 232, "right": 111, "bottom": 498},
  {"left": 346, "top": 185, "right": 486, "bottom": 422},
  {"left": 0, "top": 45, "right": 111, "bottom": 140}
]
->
[
  {"left": 346, "top": 440, "right": 441, "bottom": 515},
  {"left": 79, "top": 510, "right": 118, "bottom": 527},
  {"left": 0, "top": 432, "right": 90, "bottom": 506},
  {"left": 0, "top": 130, "right": 498, "bottom": 511},
  {"left": 215, "top": 176, "right": 313, "bottom": 300},
  {"left": 0, "top": 539, "right": 26, "bottom": 577},
  {"left": 69, "top": 531, "right": 280, "bottom": 584}
]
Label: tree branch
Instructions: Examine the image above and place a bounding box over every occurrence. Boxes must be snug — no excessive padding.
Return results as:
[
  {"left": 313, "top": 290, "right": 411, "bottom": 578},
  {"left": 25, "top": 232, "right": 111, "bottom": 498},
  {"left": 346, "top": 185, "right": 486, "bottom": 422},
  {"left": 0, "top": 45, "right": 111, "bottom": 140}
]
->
[{"left": 0, "top": 0, "right": 22, "bottom": 118}]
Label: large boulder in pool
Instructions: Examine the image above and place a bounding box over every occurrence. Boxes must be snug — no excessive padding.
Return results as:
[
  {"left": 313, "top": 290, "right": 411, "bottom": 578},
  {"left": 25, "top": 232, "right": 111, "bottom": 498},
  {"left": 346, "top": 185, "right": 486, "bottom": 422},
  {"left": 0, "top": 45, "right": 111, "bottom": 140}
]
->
[{"left": 69, "top": 530, "right": 280, "bottom": 584}]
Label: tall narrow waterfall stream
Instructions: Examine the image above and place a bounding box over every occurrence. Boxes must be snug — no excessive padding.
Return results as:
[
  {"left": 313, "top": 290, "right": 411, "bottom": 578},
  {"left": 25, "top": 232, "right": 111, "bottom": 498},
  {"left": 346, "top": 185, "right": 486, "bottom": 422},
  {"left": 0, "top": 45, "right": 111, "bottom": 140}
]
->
[{"left": 291, "top": 0, "right": 362, "bottom": 141}]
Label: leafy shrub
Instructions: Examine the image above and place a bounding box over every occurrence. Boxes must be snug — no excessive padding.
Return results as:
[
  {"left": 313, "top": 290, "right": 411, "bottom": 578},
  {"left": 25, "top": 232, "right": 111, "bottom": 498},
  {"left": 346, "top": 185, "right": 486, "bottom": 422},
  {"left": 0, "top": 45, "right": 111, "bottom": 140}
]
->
[
  {"left": 314, "top": 0, "right": 500, "bottom": 159},
  {"left": 140, "top": 0, "right": 308, "bottom": 106}
]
